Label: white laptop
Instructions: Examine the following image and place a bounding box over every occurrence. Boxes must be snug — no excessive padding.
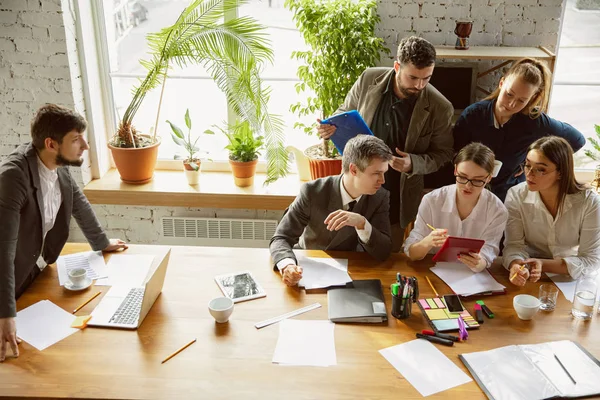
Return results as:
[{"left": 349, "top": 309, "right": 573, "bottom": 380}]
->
[{"left": 88, "top": 249, "right": 171, "bottom": 329}]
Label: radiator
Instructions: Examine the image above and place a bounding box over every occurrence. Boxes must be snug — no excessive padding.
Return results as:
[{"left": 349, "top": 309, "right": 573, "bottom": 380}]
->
[{"left": 160, "top": 217, "right": 278, "bottom": 248}]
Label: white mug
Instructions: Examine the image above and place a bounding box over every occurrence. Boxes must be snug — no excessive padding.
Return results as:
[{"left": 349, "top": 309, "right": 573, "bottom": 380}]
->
[
  {"left": 68, "top": 268, "right": 87, "bottom": 287},
  {"left": 208, "top": 297, "right": 234, "bottom": 323},
  {"left": 513, "top": 294, "right": 541, "bottom": 320}
]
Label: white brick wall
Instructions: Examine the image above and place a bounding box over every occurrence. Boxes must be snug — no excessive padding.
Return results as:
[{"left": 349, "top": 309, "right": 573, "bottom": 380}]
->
[{"left": 1, "top": 0, "right": 567, "bottom": 247}]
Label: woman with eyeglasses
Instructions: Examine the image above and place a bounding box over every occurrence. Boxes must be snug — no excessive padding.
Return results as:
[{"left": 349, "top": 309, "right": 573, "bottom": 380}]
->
[
  {"left": 503, "top": 136, "right": 600, "bottom": 286},
  {"left": 450, "top": 58, "right": 585, "bottom": 202},
  {"left": 404, "top": 143, "right": 507, "bottom": 272}
]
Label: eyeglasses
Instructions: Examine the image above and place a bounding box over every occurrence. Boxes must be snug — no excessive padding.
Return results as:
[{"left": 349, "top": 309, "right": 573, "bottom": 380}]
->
[
  {"left": 519, "top": 163, "right": 556, "bottom": 177},
  {"left": 455, "top": 175, "right": 488, "bottom": 187}
]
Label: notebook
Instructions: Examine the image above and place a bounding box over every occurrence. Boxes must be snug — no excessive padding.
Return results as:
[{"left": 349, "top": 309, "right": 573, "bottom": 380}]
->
[
  {"left": 460, "top": 340, "right": 600, "bottom": 400},
  {"left": 417, "top": 296, "right": 480, "bottom": 332},
  {"left": 321, "top": 110, "right": 373, "bottom": 155},
  {"left": 327, "top": 279, "right": 387, "bottom": 323}
]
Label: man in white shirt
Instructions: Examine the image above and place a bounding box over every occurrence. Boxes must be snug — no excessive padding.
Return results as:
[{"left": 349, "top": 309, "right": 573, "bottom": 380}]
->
[
  {"left": 0, "top": 104, "right": 127, "bottom": 362},
  {"left": 269, "top": 135, "right": 393, "bottom": 286}
]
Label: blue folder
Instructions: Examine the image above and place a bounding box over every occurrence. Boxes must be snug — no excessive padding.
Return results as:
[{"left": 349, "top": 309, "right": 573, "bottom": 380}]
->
[{"left": 321, "top": 110, "right": 373, "bottom": 155}]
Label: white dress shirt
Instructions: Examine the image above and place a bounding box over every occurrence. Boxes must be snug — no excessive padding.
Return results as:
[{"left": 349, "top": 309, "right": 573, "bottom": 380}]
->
[
  {"left": 503, "top": 182, "right": 600, "bottom": 279},
  {"left": 37, "top": 156, "right": 62, "bottom": 238},
  {"left": 404, "top": 184, "right": 508, "bottom": 268},
  {"left": 276, "top": 178, "right": 372, "bottom": 271}
]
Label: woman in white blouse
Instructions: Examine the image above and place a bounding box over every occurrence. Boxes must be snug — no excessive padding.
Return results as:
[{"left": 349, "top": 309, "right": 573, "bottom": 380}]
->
[
  {"left": 404, "top": 143, "right": 508, "bottom": 272},
  {"left": 504, "top": 136, "right": 600, "bottom": 286}
]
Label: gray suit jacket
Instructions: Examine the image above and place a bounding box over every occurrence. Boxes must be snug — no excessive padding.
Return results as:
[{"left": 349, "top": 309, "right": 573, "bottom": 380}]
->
[
  {"left": 336, "top": 67, "right": 454, "bottom": 227},
  {"left": 0, "top": 144, "right": 109, "bottom": 318},
  {"left": 269, "top": 175, "right": 392, "bottom": 267}
]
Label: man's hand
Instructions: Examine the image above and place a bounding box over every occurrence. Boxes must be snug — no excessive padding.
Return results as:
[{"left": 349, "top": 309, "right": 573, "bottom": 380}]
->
[
  {"left": 282, "top": 265, "right": 303, "bottom": 287},
  {"left": 317, "top": 119, "right": 336, "bottom": 140},
  {"left": 103, "top": 238, "right": 128, "bottom": 252},
  {"left": 324, "top": 210, "right": 366, "bottom": 231},
  {"left": 388, "top": 148, "right": 412, "bottom": 173},
  {"left": 459, "top": 252, "right": 486, "bottom": 272},
  {"left": 523, "top": 258, "right": 542, "bottom": 282},
  {"left": 509, "top": 261, "right": 530, "bottom": 286},
  {"left": 0, "top": 317, "right": 20, "bottom": 362}
]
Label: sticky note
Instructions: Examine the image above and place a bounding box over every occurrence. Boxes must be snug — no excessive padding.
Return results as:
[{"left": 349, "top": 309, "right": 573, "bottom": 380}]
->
[
  {"left": 443, "top": 308, "right": 461, "bottom": 319},
  {"left": 426, "top": 309, "right": 450, "bottom": 320},
  {"left": 71, "top": 315, "right": 92, "bottom": 329},
  {"left": 419, "top": 299, "right": 430, "bottom": 309},
  {"left": 426, "top": 299, "right": 438, "bottom": 309},
  {"left": 434, "top": 298, "right": 445, "bottom": 308},
  {"left": 433, "top": 319, "right": 459, "bottom": 331}
]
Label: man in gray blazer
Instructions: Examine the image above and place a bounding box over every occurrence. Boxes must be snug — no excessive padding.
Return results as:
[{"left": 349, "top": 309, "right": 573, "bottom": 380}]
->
[
  {"left": 319, "top": 36, "right": 454, "bottom": 252},
  {"left": 0, "top": 104, "right": 127, "bottom": 362},
  {"left": 270, "top": 135, "right": 393, "bottom": 286}
]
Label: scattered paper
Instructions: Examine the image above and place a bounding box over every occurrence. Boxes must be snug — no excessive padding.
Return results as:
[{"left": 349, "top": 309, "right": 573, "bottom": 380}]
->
[
  {"left": 95, "top": 254, "right": 154, "bottom": 286},
  {"left": 56, "top": 251, "right": 107, "bottom": 286},
  {"left": 547, "top": 273, "right": 600, "bottom": 302},
  {"left": 297, "top": 256, "right": 351, "bottom": 290},
  {"left": 16, "top": 300, "right": 79, "bottom": 351},
  {"left": 430, "top": 262, "right": 505, "bottom": 296},
  {"left": 379, "top": 339, "right": 472, "bottom": 397},
  {"left": 272, "top": 319, "right": 337, "bottom": 367}
]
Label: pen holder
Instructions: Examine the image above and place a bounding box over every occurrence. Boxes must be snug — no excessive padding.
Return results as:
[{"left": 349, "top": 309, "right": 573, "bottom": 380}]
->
[{"left": 392, "top": 294, "right": 413, "bottom": 320}]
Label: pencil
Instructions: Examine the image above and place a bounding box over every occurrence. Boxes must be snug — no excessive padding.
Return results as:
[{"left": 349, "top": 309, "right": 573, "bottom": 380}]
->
[
  {"left": 510, "top": 264, "right": 526, "bottom": 281},
  {"left": 161, "top": 338, "right": 197, "bottom": 364},
  {"left": 426, "top": 223, "right": 436, "bottom": 231},
  {"left": 72, "top": 291, "right": 101, "bottom": 314},
  {"left": 554, "top": 354, "right": 576, "bottom": 384},
  {"left": 425, "top": 276, "right": 440, "bottom": 298}
]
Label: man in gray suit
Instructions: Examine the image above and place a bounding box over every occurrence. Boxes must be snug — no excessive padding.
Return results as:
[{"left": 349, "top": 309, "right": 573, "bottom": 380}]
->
[
  {"left": 270, "top": 135, "right": 393, "bottom": 287},
  {"left": 0, "top": 104, "right": 127, "bottom": 362},
  {"left": 319, "top": 36, "right": 454, "bottom": 252}
]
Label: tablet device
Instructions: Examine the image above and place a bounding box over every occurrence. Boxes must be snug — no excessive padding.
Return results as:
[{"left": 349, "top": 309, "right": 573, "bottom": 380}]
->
[
  {"left": 432, "top": 236, "right": 485, "bottom": 263},
  {"left": 321, "top": 110, "right": 373, "bottom": 155},
  {"left": 214, "top": 271, "right": 266, "bottom": 303}
]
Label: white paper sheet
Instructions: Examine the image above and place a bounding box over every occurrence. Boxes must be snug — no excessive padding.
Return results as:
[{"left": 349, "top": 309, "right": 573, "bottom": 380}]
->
[
  {"left": 430, "top": 262, "right": 505, "bottom": 296},
  {"left": 379, "top": 339, "right": 472, "bottom": 397},
  {"left": 272, "top": 319, "right": 337, "bottom": 367},
  {"left": 16, "top": 300, "right": 79, "bottom": 351},
  {"left": 547, "top": 272, "right": 600, "bottom": 303},
  {"left": 56, "top": 251, "right": 108, "bottom": 286},
  {"left": 94, "top": 254, "right": 154, "bottom": 286},
  {"left": 297, "top": 256, "right": 351, "bottom": 290}
]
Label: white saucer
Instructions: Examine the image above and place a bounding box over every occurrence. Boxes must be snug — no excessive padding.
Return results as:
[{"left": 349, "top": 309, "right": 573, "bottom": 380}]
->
[{"left": 64, "top": 277, "right": 93, "bottom": 291}]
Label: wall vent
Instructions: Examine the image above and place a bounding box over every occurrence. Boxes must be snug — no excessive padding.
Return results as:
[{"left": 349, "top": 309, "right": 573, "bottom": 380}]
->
[{"left": 160, "top": 217, "right": 278, "bottom": 248}]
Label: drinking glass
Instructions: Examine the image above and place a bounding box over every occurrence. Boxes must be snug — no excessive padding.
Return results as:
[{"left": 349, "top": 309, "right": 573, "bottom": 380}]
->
[{"left": 538, "top": 284, "right": 558, "bottom": 311}]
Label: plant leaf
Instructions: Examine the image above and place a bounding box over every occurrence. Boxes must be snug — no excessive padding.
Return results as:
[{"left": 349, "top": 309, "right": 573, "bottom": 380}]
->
[
  {"left": 166, "top": 120, "right": 184, "bottom": 139},
  {"left": 185, "top": 109, "right": 192, "bottom": 130}
]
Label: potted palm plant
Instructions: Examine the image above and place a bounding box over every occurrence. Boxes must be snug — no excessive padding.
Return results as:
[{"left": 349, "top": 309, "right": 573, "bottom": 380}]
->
[
  {"left": 108, "top": 0, "right": 288, "bottom": 184},
  {"left": 167, "top": 109, "right": 212, "bottom": 185},
  {"left": 286, "top": 0, "right": 388, "bottom": 179},
  {"left": 584, "top": 124, "right": 600, "bottom": 192},
  {"left": 208, "top": 120, "right": 264, "bottom": 187}
]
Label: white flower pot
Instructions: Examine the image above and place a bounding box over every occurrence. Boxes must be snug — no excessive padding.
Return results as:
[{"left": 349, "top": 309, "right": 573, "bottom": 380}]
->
[{"left": 183, "top": 160, "right": 201, "bottom": 185}]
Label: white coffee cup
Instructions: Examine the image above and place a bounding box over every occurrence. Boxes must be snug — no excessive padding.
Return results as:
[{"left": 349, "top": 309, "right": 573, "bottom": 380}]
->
[
  {"left": 513, "top": 294, "right": 541, "bottom": 320},
  {"left": 68, "top": 268, "right": 87, "bottom": 287},
  {"left": 208, "top": 297, "right": 234, "bottom": 323}
]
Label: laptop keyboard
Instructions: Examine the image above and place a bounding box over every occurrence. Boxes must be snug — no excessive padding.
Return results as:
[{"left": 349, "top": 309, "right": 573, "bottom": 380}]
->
[{"left": 108, "top": 287, "right": 144, "bottom": 326}]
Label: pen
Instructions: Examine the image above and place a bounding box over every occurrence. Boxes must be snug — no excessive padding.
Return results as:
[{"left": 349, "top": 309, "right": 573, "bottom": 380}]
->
[
  {"left": 554, "top": 354, "right": 577, "bottom": 385},
  {"left": 422, "top": 329, "right": 460, "bottom": 342},
  {"left": 72, "top": 291, "right": 102, "bottom": 314},
  {"left": 161, "top": 338, "right": 197, "bottom": 364},
  {"left": 425, "top": 276, "right": 440, "bottom": 298},
  {"left": 426, "top": 223, "right": 436, "bottom": 231},
  {"left": 510, "top": 264, "right": 526, "bottom": 281},
  {"left": 416, "top": 333, "right": 454, "bottom": 347}
]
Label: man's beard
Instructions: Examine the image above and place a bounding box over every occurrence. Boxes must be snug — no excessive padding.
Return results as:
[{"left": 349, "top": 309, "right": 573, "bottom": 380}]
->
[
  {"left": 398, "top": 83, "right": 421, "bottom": 99},
  {"left": 56, "top": 151, "right": 84, "bottom": 167}
]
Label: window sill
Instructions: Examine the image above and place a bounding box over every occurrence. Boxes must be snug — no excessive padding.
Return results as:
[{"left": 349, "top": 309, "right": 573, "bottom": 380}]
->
[{"left": 83, "top": 169, "right": 302, "bottom": 210}]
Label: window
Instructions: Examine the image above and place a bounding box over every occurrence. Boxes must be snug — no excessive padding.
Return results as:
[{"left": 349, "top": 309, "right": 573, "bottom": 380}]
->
[
  {"left": 101, "top": 0, "right": 319, "bottom": 165},
  {"left": 549, "top": 1, "right": 600, "bottom": 170}
]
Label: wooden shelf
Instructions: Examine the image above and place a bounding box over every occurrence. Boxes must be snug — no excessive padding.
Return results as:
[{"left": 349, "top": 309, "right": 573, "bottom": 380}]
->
[
  {"left": 435, "top": 45, "right": 554, "bottom": 61},
  {"left": 83, "top": 169, "right": 301, "bottom": 210}
]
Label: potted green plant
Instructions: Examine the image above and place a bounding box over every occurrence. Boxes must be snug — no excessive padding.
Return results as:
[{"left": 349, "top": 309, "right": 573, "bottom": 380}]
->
[
  {"left": 108, "top": 0, "right": 288, "bottom": 184},
  {"left": 584, "top": 124, "right": 600, "bottom": 191},
  {"left": 207, "top": 120, "right": 264, "bottom": 187},
  {"left": 286, "top": 0, "right": 389, "bottom": 179},
  {"left": 167, "top": 109, "right": 212, "bottom": 185}
]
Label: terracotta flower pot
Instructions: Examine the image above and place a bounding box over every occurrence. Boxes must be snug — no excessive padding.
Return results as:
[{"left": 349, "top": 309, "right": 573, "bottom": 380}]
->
[
  {"left": 108, "top": 136, "right": 161, "bottom": 184},
  {"left": 304, "top": 144, "right": 342, "bottom": 180},
  {"left": 229, "top": 159, "right": 258, "bottom": 187},
  {"left": 183, "top": 159, "right": 201, "bottom": 186}
]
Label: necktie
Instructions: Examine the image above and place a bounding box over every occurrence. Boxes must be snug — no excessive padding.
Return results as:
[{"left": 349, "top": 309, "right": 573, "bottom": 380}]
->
[{"left": 347, "top": 200, "right": 357, "bottom": 212}]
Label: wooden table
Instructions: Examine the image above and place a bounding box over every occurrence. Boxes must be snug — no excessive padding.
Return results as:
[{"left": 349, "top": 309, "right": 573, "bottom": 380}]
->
[{"left": 2, "top": 244, "right": 597, "bottom": 399}]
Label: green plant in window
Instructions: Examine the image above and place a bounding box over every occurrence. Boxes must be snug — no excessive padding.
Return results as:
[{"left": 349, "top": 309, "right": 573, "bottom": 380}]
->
[
  {"left": 167, "top": 109, "right": 213, "bottom": 171},
  {"left": 111, "top": 0, "right": 288, "bottom": 183},
  {"left": 286, "top": 0, "right": 389, "bottom": 157},
  {"left": 584, "top": 124, "right": 600, "bottom": 161},
  {"left": 207, "top": 120, "right": 264, "bottom": 162}
]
